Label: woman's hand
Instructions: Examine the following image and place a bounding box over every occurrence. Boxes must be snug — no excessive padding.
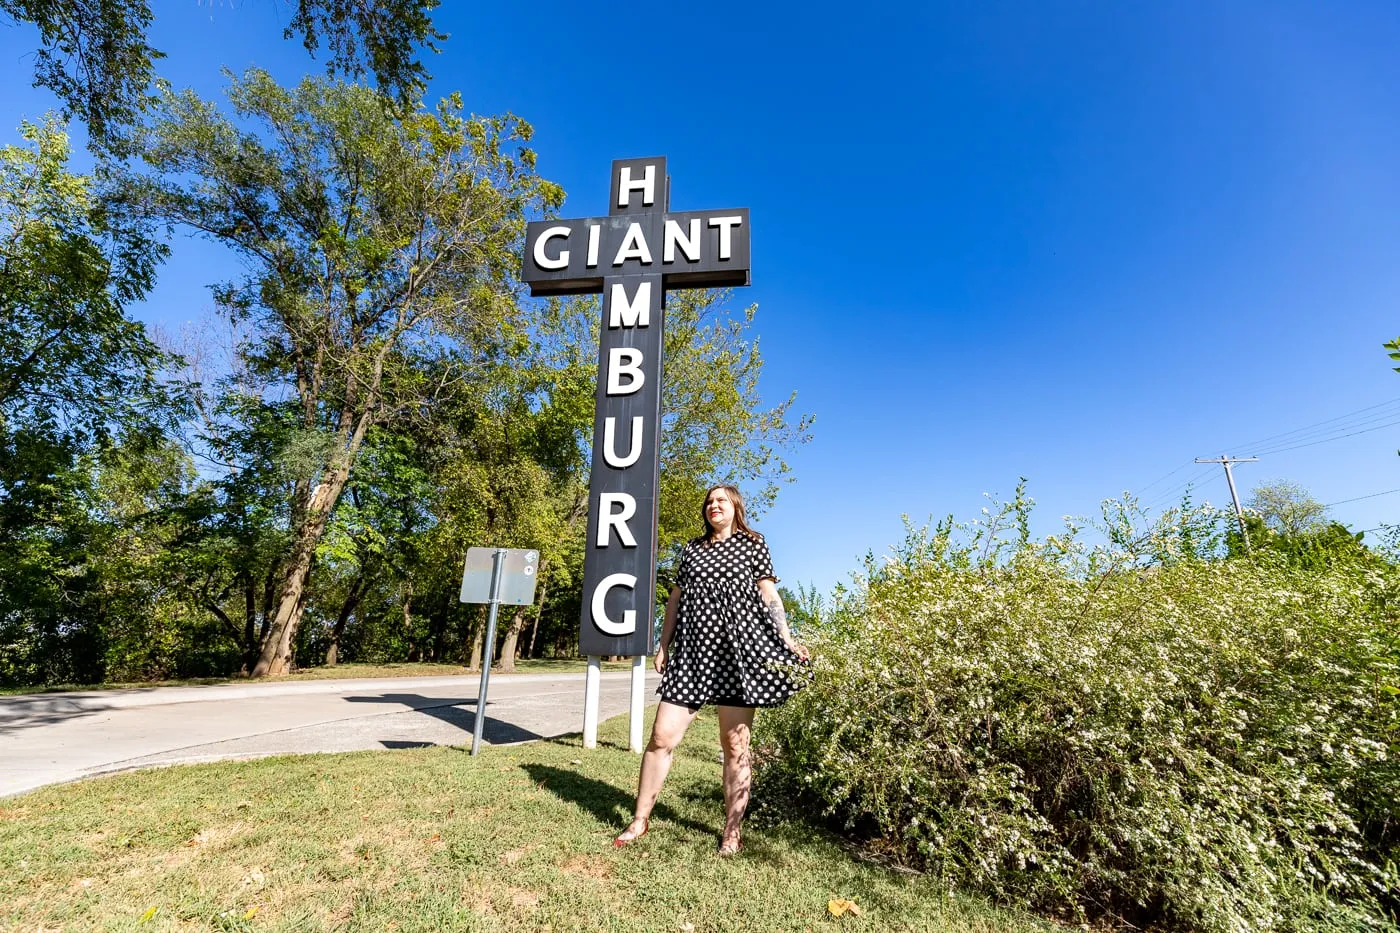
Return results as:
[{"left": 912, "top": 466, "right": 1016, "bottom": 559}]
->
[
  {"left": 784, "top": 639, "right": 810, "bottom": 662},
  {"left": 653, "top": 644, "right": 667, "bottom": 674}
]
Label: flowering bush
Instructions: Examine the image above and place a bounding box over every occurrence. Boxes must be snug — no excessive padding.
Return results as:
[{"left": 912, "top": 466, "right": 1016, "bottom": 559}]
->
[{"left": 757, "top": 491, "right": 1399, "bottom": 931}]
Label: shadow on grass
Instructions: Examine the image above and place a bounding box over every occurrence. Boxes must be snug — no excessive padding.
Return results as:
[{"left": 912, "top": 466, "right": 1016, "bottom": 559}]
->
[{"left": 520, "top": 764, "right": 717, "bottom": 838}]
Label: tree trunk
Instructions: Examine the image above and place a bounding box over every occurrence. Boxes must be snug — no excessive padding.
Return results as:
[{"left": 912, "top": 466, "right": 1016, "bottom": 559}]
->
[
  {"left": 526, "top": 559, "right": 550, "bottom": 660},
  {"left": 403, "top": 586, "right": 418, "bottom": 661},
  {"left": 241, "top": 573, "right": 258, "bottom": 674},
  {"left": 467, "top": 608, "right": 484, "bottom": 671},
  {"left": 325, "top": 574, "right": 368, "bottom": 666},
  {"left": 251, "top": 463, "right": 352, "bottom": 676},
  {"left": 496, "top": 607, "right": 527, "bottom": 672}
]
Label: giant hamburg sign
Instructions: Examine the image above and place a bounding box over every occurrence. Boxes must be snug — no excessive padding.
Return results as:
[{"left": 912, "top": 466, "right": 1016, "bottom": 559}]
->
[{"left": 521, "top": 158, "right": 751, "bottom": 657}]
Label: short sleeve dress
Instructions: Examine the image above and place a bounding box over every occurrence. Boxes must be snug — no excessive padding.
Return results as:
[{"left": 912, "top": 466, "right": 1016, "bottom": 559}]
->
[{"left": 658, "top": 533, "right": 811, "bottom": 709}]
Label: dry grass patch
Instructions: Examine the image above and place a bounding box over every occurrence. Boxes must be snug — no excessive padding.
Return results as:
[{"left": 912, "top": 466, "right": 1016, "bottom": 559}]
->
[{"left": 559, "top": 853, "right": 612, "bottom": 880}]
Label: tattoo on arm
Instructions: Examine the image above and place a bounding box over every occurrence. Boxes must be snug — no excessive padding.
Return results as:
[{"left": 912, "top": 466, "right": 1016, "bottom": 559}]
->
[{"left": 764, "top": 597, "right": 787, "bottom": 630}]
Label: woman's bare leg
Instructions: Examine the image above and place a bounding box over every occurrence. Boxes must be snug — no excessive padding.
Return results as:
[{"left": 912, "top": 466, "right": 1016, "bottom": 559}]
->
[
  {"left": 618, "top": 701, "right": 698, "bottom": 839},
  {"left": 717, "top": 705, "right": 756, "bottom": 851}
]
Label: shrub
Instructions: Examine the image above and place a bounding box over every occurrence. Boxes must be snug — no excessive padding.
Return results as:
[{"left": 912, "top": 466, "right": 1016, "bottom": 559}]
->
[{"left": 757, "top": 490, "right": 1399, "bottom": 932}]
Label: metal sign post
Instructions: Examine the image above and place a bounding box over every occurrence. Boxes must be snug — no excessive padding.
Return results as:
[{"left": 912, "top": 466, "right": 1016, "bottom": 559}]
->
[
  {"left": 459, "top": 547, "right": 539, "bottom": 755},
  {"left": 520, "top": 157, "right": 752, "bottom": 751}
]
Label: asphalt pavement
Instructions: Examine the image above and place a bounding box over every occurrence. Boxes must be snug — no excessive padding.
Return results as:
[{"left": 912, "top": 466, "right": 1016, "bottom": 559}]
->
[{"left": 0, "top": 670, "right": 659, "bottom": 798}]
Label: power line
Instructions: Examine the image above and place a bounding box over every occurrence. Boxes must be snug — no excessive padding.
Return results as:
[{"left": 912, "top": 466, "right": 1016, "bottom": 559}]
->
[
  {"left": 1130, "top": 397, "right": 1400, "bottom": 515},
  {"left": 1251, "top": 418, "right": 1400, "bottom": 457},
  {"left": 1225, "top": 397, "right": 1400, "bottom": 452},
  {"left": 1323, "top": 488, "right": 1400, "bottom": 508},
  {"left": 1248, "top": 411, "right": 1400, "bottom": 455},
  {"left": 1133, "top": 459, "right": 1199, "bottom": 496},
  {"left": 1142, "top": 464, "right": 1219, "bottom": 509}
]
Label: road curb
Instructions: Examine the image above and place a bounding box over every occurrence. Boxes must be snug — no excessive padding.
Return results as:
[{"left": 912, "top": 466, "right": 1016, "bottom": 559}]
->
[{"left": 0, "top": 671, "right": 643, "bottom": 712}]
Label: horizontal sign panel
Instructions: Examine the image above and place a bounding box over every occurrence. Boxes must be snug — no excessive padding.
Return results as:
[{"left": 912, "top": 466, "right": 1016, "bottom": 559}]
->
[
  {"left": 522, "top": 209, "right": 750, "bottom": 296},
  {"left": 459, "top": 547, "right": 540, "bottom": 606}
]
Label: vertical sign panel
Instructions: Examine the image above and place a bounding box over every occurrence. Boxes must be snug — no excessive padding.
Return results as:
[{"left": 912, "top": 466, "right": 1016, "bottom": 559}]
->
[
  {"left": 578, "top": 273, "right": 663, "bottom": 656},
  {"left": 520, "top": 156, "right": 750, "bottom": 659}
]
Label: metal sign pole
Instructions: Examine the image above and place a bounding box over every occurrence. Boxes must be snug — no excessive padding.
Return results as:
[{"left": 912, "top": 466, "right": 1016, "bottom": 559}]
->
[{"left": 471, "top": 548, "right": 506, "bottom": 756}]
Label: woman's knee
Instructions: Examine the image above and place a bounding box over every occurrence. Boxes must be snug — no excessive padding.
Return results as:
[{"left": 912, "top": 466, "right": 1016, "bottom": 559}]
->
[
  {"left": 647, "top": 730, "right": 681, "bottom": 755},
  {"left": 648, "top": 717, "right": 689, "bottom": 754}
]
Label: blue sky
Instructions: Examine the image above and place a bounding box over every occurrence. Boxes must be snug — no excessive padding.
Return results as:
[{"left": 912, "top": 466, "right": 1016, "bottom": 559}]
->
[{"left": 4, "top": 1, "right": 1400, "bottom": 593}]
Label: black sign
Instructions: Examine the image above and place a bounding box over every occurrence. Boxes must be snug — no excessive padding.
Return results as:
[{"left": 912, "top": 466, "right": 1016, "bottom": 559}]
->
[{"left": 522, "top": 158, "right": 751, "bottom": 656}]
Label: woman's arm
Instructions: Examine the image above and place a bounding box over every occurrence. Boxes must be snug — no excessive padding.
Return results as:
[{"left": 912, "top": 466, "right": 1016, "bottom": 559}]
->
[
  {"left": 654, "top": 585, "right": 681, "bottom": 673},
  {"left": 757, "top": 578, "right": 810, "bottom": 661}
]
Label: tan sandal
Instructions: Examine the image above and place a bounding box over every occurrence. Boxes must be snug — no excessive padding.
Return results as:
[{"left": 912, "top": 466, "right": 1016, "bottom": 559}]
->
[{"left": 716, "top": 831, "right": 742, "bottom": 856}]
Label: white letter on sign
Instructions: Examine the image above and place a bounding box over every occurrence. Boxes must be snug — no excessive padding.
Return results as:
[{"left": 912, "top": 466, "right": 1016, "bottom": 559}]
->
[
  {"left": 532, "top": 225, "right": 571, "bottom": 270},
  {"left": 606, "top": 347, "right": 645, "bottom": 395},
  {"left": 608, "top": 280, "right": 651, "bottom": 328},
  {"left": 603, "top": 416, "right": 644, "bottom": 468},
  {"left": 597, "top": 493, "right": 638, "bottom": 547},
  {"left": 617, "top": 165, "right": 655, "bottom": 208},
  {"left": 591, "top": 573, "right": 637, "bottom": 635},
  {"left": 664, "top": 218, "right": 702, "bottom": 262},
  {"left": 613, "top": 223, "right": 653, "bottom": 265},
  {"left": 708, "top": 216, "right": 743, "bottom": 260},
  {"left": 586, "top": 224, "right": 600, "bottom": 267}
]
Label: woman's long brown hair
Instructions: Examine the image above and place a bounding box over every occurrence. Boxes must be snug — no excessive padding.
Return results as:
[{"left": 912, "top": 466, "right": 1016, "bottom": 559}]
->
[{"left": 701, "top": 484, "right": 760, "bottom": 542}]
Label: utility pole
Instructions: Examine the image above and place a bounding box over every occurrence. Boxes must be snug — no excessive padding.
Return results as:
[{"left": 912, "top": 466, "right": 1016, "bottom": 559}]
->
[{"left": 1195, "top": 454, "right": 1258, "bottom": 551}]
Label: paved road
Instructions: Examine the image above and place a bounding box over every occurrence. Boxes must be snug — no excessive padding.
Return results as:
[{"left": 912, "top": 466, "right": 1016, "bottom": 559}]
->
[{"left": 0, "top": 671, "right": 659, "bottom": 798}]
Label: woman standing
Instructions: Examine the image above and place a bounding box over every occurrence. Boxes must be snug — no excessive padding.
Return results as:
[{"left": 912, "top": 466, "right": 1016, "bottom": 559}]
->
[{"left": 613, "top": 484, "right": 810, "bottom": 855}]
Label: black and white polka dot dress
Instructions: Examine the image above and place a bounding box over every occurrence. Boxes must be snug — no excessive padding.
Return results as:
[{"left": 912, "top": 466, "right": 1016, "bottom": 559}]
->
[{"left": 659, "top": 533, "right": 811, "bottom": 709}]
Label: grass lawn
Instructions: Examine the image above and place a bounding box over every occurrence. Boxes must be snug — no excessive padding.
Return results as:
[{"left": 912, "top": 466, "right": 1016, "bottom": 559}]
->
[
  {"left": 0, "top": 709, "right": 1051, "bottom": 932},
  {"left": 0, "top": 659, "right": 639, "bottom": 696}
]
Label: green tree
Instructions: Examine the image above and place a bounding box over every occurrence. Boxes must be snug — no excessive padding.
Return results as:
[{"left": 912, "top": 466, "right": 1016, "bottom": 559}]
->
[
  {"left": 0, "top": 116, "right": 179, "bottom": 686},
  {"left": 310, "top": 427, "right": 433, "bottom": 666},
  {"left": 538, "top": 287, "right": 814, "bottom": 603},
  {"left": 132, "top": 69, "right": 562, "bottom": 675},
  {"left": 1246, "top": 479, "right": 1328, "bottom": 536},
  {"left": 1221, "top": 481, "right": 1383, "bottom": 570},
  {"left": 1, "top": 0, "right": 443, "bottom": 149},
  {"left": 778, "top": 583, "right": 824, "bottom": 635},
  {"left": 0, "top": 117, "right": 169, "bottom": 436}
]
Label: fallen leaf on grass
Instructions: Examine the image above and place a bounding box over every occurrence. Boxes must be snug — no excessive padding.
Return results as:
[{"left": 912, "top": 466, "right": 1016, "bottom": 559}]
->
[
  {"left": 243, "top": 906, "right": 260, "bottom": 920},
  {"left": 138, "top": 906, "right": 158, "bottom": 923},
  {"left": 428, "top": 833, "right": 441, "bottom": 843},
  {"left": 828, "top": 898, "right": 862, "bottom": 917},
  {"left": 679, "top": 924, "right": 695, "bottom": 932}
]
